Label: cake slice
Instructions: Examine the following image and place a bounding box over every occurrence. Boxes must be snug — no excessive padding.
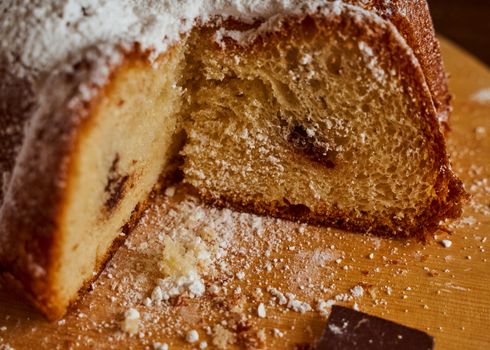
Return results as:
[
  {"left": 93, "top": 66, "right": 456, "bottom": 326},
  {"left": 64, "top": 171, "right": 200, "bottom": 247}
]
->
[
  {"left": 181, "top": 6, "right": 465, "bottom": 238},
  {"left": 0, "top": 47, "right": 185, "bottom": 319},
  {"left": 0, "top": 1, "right": 466, "bottom": 320}
]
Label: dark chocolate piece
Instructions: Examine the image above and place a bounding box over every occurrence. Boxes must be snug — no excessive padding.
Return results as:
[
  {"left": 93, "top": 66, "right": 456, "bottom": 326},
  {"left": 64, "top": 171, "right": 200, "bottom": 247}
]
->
[
  {"left": 286, "top": 124, "right": 336, "bottom": 168},
  {"left": 316, "top": 305, "right": 434, "bottom": 350}
]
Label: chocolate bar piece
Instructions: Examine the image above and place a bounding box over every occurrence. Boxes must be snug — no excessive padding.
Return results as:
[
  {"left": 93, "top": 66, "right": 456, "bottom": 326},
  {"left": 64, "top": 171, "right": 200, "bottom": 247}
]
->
[{"left": 316, "top": 305, "right": 434, "bottom": 350}]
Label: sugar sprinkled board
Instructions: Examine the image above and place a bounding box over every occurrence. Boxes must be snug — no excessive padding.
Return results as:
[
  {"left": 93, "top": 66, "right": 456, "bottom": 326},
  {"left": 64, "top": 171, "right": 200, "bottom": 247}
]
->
[{"left": 0, "top": 38, "right": 489, "bottom": 350}]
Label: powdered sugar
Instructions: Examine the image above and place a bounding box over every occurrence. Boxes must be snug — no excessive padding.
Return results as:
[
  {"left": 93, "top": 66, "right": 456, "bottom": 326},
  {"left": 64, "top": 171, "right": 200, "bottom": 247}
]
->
[
  {"left": 285, "top": 293, "right": 312, "bottom": 313},
  {"left": 350, "top": 285, "right": 364, "bottom": 298},
  {"left": 471, "top": 88, "right": 490, "bottom": 103},
  {"left": 139, "top": 197, "right": 244, "bottom": 302},
  {"left": 0, "top": 0, "right": 334, "bottom": 81},
  {"left": 0, "top": 0, "right": 416, "bottom": 88}
]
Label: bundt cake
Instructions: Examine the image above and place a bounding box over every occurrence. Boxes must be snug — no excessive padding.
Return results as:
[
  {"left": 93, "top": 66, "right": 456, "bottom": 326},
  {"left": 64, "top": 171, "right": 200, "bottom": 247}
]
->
[{"left": 0, "top": 0, "right": 466, "bottom": 320}]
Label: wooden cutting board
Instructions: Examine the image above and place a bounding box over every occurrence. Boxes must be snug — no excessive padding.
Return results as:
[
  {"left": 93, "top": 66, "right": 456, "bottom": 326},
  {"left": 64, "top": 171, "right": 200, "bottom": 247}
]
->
[{"left": 1, "top": 38, "right": 489, "bottom": 350}]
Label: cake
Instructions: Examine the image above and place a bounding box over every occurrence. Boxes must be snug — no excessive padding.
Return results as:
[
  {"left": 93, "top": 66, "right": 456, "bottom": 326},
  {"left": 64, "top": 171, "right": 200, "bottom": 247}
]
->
[{"left": 0, "top": 1, "right": 466, "bottom": 320}]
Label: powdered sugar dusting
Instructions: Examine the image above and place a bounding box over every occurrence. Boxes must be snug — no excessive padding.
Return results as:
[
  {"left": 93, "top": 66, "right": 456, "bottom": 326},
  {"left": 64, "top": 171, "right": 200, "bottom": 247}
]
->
[
  {"left": 0, "top": 0, "right": 419, "bottom": 85},
  {"left": 0, "top": 0, "right": 334, "bottom": 81}
]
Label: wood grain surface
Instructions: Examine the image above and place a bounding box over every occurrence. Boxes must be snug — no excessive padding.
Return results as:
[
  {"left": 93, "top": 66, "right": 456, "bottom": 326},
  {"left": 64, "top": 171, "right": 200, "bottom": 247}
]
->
[{"left": 0, "top": 38, "right": 489, "bottom": 350}]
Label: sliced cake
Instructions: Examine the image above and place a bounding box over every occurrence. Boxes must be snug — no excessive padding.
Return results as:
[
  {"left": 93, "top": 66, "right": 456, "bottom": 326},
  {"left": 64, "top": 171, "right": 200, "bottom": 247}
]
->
[{"left": 0, "top": 0, "right": 466, "bottom": 320}]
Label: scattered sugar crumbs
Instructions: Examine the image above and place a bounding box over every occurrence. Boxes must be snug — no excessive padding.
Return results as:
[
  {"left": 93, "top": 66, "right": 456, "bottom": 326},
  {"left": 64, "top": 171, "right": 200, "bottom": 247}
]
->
[
  {"left": 60, "top": 186, "right": 394, "bottom": 348},
  {"left": 91, "top": 188, "right": 484, "bottom": 347}
]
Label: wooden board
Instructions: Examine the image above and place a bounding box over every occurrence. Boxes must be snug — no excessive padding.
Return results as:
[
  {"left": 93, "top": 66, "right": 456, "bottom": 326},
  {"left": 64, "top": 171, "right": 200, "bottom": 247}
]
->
[{"left": 1, "top": 38, "right": 489, "bottom": 350}]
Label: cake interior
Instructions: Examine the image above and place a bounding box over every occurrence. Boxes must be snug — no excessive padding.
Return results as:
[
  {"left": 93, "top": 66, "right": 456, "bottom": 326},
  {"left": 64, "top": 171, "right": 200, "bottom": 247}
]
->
[
  {"left": 53, "top": 49, "right": 184, "bottom": 311},
  {"left": 181, "top": 18, "right": 442, "bottom": 235},
  {"left": 30, "top": 14, "right": 458, "bottom": 317}
]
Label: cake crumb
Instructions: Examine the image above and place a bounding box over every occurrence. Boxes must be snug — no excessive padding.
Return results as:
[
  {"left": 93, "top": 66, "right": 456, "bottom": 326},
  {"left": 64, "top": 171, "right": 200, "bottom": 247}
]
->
[
  {"left": 316, "top": 299, "right": 335, "bottom": 316},
  {"left": 440, "top": 239, "right": 452, "bottom": 248},
  {"left": 212, "top": 325, "right": 236, "bottom": 349},
  {"left": 273, "top": 328, "right": 284, "bottom": 338},
  {"left": 350, "top": 285, "right": 364, "bottom": 298},
  {"left": 186, "top": 329, "right": 199, "bottom": 343},
  {"left": 153, "top": 342, "right": 169, "bottom": 350},
  {"left": 121, "top": 308, "right": 140, "bottom": 336},
  {"left": 257, "top": 303, "right": 267, "bottom": 318},
  {"left": 286, "top": 293, "right": 312, "bottom": 313},
  {"left": 267, "top": 287, "right": 288, "bottom": 305},
  {"left": 471, "top": 87, "right": 490, "bottom": 103},
  {"left": 257, "top": 329, "right": 267, "bottom": 342},
  {"left": 475, "top": 126, "right": 487, "bottom": 136},
  {"left": 164, "top": 186, "right": 176, "bottom": 197}
]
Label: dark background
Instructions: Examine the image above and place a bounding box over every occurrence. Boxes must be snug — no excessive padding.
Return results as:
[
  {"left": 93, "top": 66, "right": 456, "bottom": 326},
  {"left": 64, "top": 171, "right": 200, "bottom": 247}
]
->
[{"left": 428, "top": 0, "right": 490, "bottom": 66}]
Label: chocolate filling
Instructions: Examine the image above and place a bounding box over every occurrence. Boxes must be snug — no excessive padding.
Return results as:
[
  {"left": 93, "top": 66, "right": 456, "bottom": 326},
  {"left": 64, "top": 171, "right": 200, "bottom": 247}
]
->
[
  {"left": 282, "top": 197, "right": 311, "bottom": 218},
  {"left": 104, "top": 154, "right": 129, "bottom": 212},
  {"left": 287, "top": 124, "right": 336, "bottom": 168}
]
